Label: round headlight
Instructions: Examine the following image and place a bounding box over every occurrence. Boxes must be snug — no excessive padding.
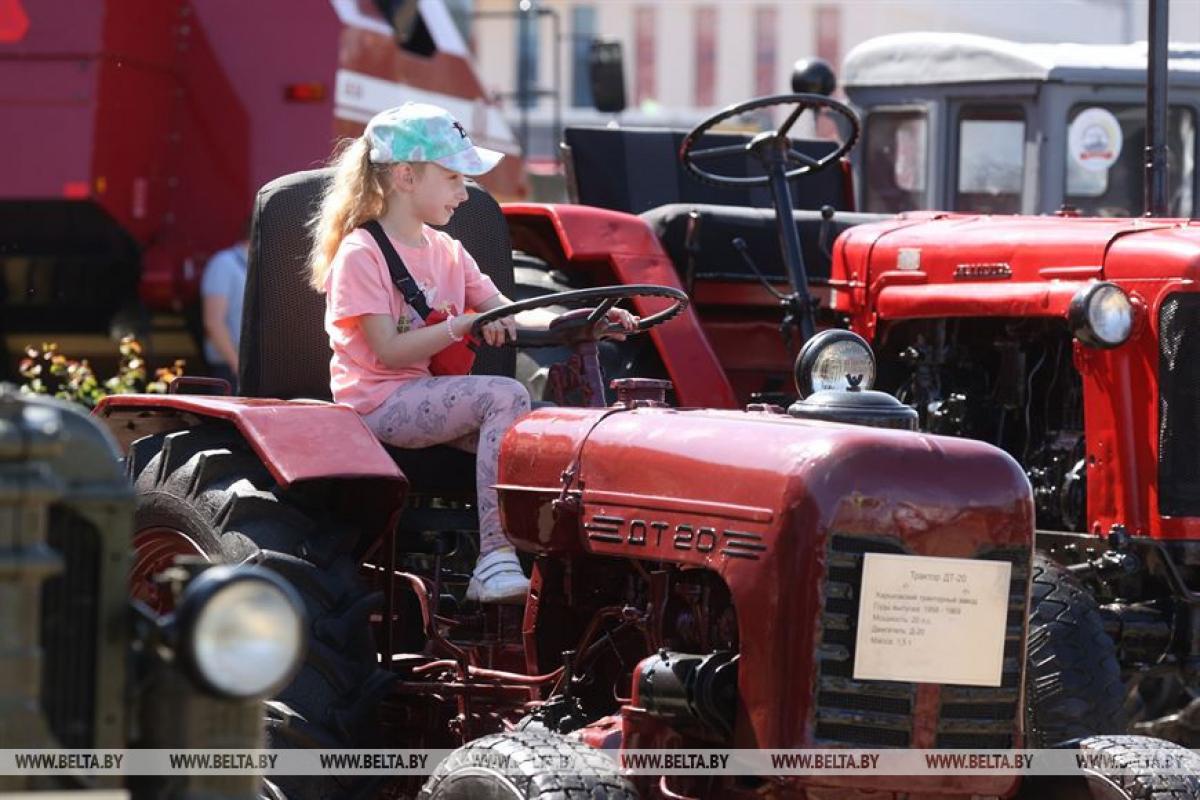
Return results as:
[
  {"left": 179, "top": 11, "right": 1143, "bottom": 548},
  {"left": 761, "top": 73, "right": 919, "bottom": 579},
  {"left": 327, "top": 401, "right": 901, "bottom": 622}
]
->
[
  {"left": 176, "top": 566, "right": 305, "bottom": 699},
  {"left": 794, "top": 330, "right": 877, "bottom": 398},
  {"left": 1069, "top": 282, "right": 1133, "bottom": 348}
]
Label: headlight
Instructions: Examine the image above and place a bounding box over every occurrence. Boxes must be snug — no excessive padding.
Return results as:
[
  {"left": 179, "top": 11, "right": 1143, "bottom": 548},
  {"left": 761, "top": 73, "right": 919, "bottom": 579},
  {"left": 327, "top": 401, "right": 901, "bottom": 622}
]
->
[
  {"left": 794, "top": 330, "right": 877, "bottom": 398},
  {"left": 1069, "top": 282, "right": 1133, "bottom": 348},
  {"left": 175, "top": 566, "right": 305, "bottom": 699}
]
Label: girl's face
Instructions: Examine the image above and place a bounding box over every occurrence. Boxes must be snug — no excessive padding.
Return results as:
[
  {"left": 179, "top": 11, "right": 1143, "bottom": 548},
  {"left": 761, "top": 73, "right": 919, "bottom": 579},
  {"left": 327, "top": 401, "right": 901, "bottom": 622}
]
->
[{"left": 397, "top": 162, "right": 469, "bottom": 226}]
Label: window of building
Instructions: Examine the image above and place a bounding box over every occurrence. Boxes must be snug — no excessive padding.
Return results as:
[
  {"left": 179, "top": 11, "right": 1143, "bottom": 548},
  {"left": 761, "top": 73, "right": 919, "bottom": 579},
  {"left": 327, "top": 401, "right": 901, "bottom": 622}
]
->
[
  {"left": 693, "top": 6, "right": 716, "bottom": 107},
  {"left": 753, "top": 6, "right": 777, "bottom": 97},
  {"left": 1065, "top": 103, "right": 1194, "bottom": 217},
  {"left": 955, "top": 108, "right": 1026, "bottom": 214},
  {"left": 571, "top": 5, "right": 597, "bottom": 108},
  {"left": 634, "top": 6, "right": 656, "bottom": 106},
  {"left": 864, "top": 110, "right": 928, "bottom": 213},
  {"left": 515, "top": 3, "right": 540, "bottom": 110},
  {"left": 814, "top": 5, "right": 841, "bottom": 73}
]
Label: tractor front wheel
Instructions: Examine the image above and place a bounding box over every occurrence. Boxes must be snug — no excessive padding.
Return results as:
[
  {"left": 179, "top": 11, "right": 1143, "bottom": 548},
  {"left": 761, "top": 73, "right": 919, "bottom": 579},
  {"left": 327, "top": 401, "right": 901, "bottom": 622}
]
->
[{"left": 418, "top": 730, "right": 638, "bottom": 800}]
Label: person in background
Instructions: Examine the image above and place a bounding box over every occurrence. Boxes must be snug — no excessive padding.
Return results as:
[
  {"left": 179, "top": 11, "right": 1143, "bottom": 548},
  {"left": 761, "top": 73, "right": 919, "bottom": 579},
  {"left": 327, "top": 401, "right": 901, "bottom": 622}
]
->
[{"left": 201, "top": 220, "right": 250, "bottom": 388}]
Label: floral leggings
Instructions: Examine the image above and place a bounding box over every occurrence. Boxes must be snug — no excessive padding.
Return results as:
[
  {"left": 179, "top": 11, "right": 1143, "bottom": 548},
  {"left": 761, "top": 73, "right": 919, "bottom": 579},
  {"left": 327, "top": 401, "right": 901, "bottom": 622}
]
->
[{"left": 362, "top": 375, "right": 531, "bottom": 557}]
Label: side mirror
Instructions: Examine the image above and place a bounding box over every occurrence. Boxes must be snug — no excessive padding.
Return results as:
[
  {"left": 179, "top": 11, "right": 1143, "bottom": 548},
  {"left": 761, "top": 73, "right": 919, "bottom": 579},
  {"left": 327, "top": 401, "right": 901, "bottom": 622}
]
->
[
  {"left": 589, "top": 39, "right": 627, "bottom": 114},
  {"left": 372, "top": 0, "right": 435, "bottom": 57},
  {"left": 791, "top": 58, "right": 837, "bottom": 96}
]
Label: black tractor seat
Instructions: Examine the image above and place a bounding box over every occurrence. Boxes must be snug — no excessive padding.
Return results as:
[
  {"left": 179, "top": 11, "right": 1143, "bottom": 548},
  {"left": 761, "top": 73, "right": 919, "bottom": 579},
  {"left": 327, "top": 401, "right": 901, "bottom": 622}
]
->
[
  {"left": 640, "top": 203, "right": 891, "bottom": 286},
  {"left": 384, "top": 444, "right": 476, "bottom": 494}
]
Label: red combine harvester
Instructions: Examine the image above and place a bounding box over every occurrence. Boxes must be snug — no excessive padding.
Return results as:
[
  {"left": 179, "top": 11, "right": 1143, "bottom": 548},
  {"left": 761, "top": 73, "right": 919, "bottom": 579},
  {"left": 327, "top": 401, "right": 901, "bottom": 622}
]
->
[
  {"left": 94, "top": 11, "right": 1200, "bottom": 796},
  {"left": 0, "top": 0, "right": 522, "bottom": 370}
]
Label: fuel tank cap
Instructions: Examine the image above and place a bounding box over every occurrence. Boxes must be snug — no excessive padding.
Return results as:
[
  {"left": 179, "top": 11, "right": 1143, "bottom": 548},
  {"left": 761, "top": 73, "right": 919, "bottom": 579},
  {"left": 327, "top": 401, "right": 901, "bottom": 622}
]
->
[{"left": 787, "top": 385, "right": 919, "bottom": 431}]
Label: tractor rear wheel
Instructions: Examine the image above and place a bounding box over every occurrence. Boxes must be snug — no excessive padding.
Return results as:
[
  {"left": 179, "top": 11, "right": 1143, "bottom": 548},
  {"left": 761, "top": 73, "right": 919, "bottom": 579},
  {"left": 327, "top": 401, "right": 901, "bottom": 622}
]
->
[
  {"left": 130, "top": 425, "right": 395, "bottom": 799},
  {"left": 418, "top": 730, "right": 638, "bottom": 799},
  {"left": 1025, "top": 552, "right": 1127, "bottom": 747}
]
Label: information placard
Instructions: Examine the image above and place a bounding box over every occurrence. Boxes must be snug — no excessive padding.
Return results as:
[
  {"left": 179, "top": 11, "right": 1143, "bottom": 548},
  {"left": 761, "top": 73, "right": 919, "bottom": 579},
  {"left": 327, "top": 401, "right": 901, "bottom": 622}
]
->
[{"left": 853, "top": 553, "right": 1013, "bottom": 687}]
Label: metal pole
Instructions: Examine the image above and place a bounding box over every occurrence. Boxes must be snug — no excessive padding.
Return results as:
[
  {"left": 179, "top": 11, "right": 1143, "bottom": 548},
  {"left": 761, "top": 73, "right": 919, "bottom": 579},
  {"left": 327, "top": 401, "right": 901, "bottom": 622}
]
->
[
  {"left": 548, "top": 6, "right": 561, "bottom": 163},
  {"left": 518, "top": 1, "right": 531, "bottom": 160},
  {"left": 1145, "top": 0, "right": 1169, "bottom": 217}
]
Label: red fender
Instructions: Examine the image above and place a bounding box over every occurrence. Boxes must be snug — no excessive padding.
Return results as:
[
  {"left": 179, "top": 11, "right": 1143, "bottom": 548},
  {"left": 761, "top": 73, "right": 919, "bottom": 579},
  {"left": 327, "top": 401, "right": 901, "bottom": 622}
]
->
[
  {"left": 95, "top": 394, "right": 405, "bottom": 492},
  {"left": 503, "top": 203, "right": 739, "bottom": 409}
]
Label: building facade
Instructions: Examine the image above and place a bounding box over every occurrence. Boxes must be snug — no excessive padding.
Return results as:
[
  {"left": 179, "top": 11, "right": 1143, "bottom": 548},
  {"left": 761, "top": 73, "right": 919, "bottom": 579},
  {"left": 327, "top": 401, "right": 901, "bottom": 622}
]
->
[{"left": 469, "top": 0, "right": 1200, "bottom": 160}]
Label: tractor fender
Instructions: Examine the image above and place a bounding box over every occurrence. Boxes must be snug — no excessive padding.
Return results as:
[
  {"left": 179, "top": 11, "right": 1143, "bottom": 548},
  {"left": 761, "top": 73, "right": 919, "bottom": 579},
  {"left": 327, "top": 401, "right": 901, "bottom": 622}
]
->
[
  {"left": 503, "top": 203, "right": 738, "bottom": 409},
  {"left": 94, "top": 394, "right": 404, "bottom": 491}
]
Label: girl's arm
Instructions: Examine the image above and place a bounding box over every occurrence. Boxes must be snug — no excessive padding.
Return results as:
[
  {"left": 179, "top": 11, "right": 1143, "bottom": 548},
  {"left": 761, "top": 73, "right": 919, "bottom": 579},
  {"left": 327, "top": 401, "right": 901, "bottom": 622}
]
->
[
  {"left": 359, "top": 296, "right": 520, "bottom": 369},
  {"left": 360, "top": 293, "right": 639, "bottom": 369},
  {"left": 359, "top": 312, "right": 478, "bottom": 369}
]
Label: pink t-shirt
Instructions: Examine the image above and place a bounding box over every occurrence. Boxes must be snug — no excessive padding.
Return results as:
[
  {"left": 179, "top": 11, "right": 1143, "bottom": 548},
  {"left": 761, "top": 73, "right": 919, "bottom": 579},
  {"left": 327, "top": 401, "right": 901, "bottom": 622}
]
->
[{"left": 324, "top": 225, "right": 500, "bottom": 414}]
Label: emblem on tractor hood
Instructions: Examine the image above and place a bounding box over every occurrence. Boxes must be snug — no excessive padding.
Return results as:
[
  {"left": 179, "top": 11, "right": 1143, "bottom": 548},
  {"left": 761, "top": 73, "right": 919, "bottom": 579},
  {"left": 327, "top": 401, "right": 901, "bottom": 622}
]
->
[{"left": 583, "top": 514, "right": 767, "bottom": 561}]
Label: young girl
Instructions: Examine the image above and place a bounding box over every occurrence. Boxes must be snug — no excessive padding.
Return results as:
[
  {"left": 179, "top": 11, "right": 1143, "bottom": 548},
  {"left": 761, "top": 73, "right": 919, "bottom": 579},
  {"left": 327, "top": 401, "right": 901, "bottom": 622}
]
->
[{"left": 308, "top": 103, "right": 634, "bottom": 604}]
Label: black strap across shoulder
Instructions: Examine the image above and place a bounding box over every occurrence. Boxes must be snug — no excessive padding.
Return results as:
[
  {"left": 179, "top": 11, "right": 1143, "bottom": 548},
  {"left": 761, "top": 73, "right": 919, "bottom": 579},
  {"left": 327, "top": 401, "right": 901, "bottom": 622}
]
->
[{"left": 360, "top": 219, "right": 433, "bottom": 319}]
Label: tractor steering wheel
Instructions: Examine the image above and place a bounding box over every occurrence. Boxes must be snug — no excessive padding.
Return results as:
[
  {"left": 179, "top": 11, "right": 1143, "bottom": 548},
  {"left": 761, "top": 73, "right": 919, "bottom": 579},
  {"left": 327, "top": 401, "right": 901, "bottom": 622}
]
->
[
  {"left": 680, "top": 93, "right": 861, "bottom": 187},
  {"left": 470, "top": 284, "right": 688, "bottom": 349}
]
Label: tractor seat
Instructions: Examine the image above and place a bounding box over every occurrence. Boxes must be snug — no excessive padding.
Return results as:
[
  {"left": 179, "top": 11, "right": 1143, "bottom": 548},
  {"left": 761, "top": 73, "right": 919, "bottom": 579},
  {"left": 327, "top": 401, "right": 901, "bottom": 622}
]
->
[
  {"left": 640, "top": 203, "right": 890, "bottom": 286},
  {"left": 383, "top": 444, "right": 476, "bottom": 494},
  {"left": 240, "top": 168, "right": 516, "bottom": 496}
]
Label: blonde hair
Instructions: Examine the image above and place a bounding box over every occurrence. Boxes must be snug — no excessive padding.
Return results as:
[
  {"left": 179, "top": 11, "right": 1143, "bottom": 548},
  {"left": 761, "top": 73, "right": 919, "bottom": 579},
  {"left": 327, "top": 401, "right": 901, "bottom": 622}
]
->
[{"left": 307, "top": 136, "right": 394, "bottom": 292}]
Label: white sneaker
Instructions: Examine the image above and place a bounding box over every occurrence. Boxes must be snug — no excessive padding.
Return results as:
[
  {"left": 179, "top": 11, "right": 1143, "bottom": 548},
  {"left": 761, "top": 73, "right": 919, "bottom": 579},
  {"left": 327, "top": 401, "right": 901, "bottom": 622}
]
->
[{"left": 466, "top": 548, "right": 530, "bottom": 604}]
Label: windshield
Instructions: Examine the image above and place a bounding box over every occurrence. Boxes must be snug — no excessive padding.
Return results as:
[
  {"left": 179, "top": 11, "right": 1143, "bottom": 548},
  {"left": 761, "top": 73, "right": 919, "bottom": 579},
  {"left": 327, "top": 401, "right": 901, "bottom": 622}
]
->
[
  {"left": 956, "top": 107, "right": 1026, "bottom": 214},
  {"left": 863, "top": 110, "right": 928, "bottom": 212},
  {"left": 1065, "top": 104, "right": 1195, "bottom": 217}
]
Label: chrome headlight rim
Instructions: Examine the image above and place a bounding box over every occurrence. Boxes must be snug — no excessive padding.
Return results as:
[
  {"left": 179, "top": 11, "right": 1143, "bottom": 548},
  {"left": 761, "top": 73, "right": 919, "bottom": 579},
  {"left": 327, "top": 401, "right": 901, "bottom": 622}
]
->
[
  {"left": 1069, "top": 281, "right": 1134, "bottom": 349},
  {"left": 794, "top": 329, "right": 877, "bottom": 399},
  {"left": 174, "top": 565, "right": 306, "bottom": 700}
]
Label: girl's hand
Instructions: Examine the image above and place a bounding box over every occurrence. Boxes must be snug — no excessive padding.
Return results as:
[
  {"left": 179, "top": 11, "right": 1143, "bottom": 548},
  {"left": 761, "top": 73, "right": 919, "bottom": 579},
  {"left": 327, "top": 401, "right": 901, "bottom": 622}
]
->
[
  {"left": 456, "top": 312, "right": 517, "bottom": 347},
  {"left": 596, "top": 307, "right": 639, "bottom": 341}
]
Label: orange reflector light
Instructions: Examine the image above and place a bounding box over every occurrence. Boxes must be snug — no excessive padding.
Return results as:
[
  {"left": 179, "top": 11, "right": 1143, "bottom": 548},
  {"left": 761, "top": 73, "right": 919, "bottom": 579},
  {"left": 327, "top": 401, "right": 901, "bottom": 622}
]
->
[{"left": 285, "top": 83, "right": 327, "bottom": 103}]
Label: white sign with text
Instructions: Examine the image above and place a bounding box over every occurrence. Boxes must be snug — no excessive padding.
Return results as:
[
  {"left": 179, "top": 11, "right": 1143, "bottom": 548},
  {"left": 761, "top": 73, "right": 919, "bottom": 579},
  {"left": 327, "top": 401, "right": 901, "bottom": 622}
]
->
[{"left": 853, "top": 553, "right": 1013, "bottom": 687}]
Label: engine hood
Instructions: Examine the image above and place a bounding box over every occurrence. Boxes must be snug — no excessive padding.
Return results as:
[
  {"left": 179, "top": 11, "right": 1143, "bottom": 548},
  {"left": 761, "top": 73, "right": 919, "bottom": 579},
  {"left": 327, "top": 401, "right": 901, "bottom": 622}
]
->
[
  {"left": 831, "top": 213, "right": 1200, "bottom": 330},
  {"left": 497, "top": 405, "right": 1034, "bottom": 761}
]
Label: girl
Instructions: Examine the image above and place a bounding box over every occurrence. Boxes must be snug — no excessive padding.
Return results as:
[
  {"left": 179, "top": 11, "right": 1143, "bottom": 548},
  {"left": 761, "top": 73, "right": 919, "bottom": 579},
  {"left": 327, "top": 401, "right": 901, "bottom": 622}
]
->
[{"left": 308, "top": 102, "right": 635, "bottom": 604}]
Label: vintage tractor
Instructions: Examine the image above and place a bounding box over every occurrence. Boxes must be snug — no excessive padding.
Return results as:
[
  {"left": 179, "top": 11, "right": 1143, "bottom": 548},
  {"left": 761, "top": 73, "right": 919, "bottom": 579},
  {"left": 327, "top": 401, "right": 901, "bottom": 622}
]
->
[
  {"left": 0, "top": 384, "right": 306, "bottom": 799},
  {"left": 95, "top": 103, "right": 1200, "bottom": 797}
]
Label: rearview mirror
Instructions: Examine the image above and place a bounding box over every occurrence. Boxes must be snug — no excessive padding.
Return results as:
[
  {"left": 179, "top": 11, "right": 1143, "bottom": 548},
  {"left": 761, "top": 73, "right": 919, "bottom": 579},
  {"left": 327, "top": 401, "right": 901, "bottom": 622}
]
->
[{"left": 589, "top": 39, "right": 627, "bottom": 113}]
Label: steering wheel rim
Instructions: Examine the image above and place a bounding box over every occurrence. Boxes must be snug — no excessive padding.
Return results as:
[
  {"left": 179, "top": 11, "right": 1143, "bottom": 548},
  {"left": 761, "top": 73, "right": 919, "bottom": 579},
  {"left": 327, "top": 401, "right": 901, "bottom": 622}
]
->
[
  {"left": 470, "top": 284, "right": 689, "bottom": 348},
  {"left": 680, "top": 92, "right": 861, "bottom": 188}
]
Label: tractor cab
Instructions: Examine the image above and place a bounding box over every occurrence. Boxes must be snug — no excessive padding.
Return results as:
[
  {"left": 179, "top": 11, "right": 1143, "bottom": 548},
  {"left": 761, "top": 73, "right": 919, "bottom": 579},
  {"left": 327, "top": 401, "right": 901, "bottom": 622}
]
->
[{"left": 844, "top": 33, "right": 1200, "bottom": 217}]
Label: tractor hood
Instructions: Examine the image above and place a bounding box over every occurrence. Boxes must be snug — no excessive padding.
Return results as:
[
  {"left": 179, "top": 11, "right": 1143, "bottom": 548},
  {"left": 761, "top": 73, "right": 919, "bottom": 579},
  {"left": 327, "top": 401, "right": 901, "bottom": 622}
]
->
[
  {"left": 497, "top": 405, "right": 1033, "bottom": 773},
  {"left": 831, "top": 214, "right": 1200, "bottom": 331}
]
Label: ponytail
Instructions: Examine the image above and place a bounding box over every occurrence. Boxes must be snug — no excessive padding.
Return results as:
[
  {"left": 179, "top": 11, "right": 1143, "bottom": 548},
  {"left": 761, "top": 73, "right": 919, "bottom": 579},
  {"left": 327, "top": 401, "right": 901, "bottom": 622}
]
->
[{"left": 308, "top": 136, "right": 393, "bottom": 292}]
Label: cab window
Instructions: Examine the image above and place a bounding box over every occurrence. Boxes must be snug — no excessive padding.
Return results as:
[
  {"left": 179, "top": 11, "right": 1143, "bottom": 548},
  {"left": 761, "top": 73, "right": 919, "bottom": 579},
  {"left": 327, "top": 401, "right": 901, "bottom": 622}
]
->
[
  {"left": 1065, "top": 104, "right": 1195, "bottom": 217},
  {"left": 863, "top": 111, "right": 928, "bottom": 212},
  {"left": 955, "top": 107, "right": 1026, "bottom": 214}
]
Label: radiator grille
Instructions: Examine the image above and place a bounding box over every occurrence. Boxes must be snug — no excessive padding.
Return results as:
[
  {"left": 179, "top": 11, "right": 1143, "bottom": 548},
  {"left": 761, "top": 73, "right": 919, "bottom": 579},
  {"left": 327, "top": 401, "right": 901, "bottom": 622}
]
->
[
  {"left": 1159, "top": 293, "right": 1200, "bottom": 517},
  {"left": 40, "top": 506, "right": 101, "bottom": 748},
  {"left": 935, "top": 550, "right": 1025, "bottom": 749},
  {"left": 814, "top": 535, "right": 1024, "bottom": 748}
]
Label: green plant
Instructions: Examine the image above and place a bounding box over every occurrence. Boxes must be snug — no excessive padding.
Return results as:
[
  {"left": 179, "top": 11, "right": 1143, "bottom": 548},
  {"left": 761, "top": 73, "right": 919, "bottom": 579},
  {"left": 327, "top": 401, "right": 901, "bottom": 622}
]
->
[{"left": 18, "top": 337, "right": 184, "bottom": 409}]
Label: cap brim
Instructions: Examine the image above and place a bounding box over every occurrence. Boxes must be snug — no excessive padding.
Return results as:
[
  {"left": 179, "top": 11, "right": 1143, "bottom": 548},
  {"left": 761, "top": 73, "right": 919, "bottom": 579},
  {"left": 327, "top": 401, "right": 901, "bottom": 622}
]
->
[{"left": 436, "top": 145, "right": 505, "bottom": 176}]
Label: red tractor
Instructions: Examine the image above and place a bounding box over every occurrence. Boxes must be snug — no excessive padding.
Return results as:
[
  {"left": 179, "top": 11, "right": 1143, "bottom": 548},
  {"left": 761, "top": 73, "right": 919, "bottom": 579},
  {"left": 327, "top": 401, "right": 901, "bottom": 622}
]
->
[{"left": 97, "top": 82, "right": 1200, "bottom": 798}]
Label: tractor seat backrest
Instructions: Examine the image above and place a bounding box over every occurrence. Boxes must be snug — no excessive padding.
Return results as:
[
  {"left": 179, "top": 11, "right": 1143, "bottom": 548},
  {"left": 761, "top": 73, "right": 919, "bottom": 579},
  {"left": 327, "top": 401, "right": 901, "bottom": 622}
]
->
[
  {"left": 639, "top": 204, "right": 891, "bottom": 285},
  {"left": 562, "top": 125, "right": 849, "bottom": 216},
  {"left": 239, "top": 168, "right": 516, "bottom": 400}
]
